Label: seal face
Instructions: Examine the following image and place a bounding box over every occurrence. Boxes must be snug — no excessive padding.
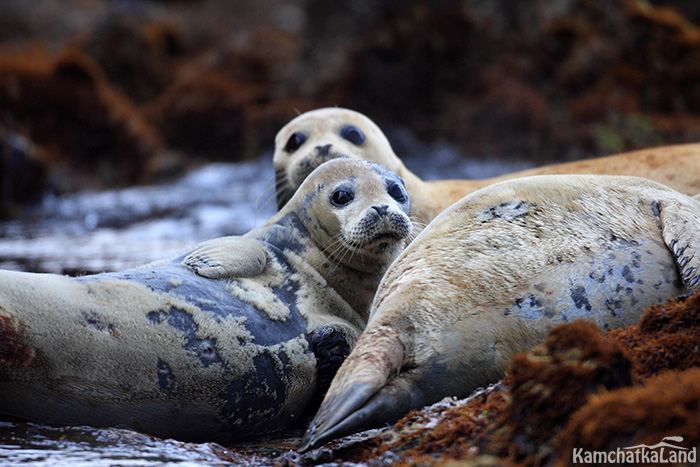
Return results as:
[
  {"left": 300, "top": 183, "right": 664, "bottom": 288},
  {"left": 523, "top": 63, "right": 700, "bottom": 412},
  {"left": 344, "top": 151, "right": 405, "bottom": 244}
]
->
[
  {"left": 0, "top": 159, "right": 412, "bottom": 443},
  {"left": 300, "top": 174, "right": 700, "bottom": 450}
]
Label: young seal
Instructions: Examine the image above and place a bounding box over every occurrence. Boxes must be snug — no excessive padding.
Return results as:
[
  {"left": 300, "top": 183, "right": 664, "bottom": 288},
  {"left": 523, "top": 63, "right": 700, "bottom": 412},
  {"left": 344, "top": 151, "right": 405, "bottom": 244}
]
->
[
  {"left": 0, "top": 159, "right": 412, "bottom": 443},
  {"left": 300, "top": 174, "right": 700, "bottom": 450},
  {"left": 274, "top": 107, "right": 700, "bottom": 226}
]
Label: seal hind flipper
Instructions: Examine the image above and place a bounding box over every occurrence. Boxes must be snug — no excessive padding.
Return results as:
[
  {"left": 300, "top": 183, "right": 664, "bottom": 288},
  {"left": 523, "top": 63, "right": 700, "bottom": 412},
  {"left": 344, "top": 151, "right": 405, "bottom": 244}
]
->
[
  {"left": 182, "top": 236, "right": 267, "bottom": 279},
  {"left": 657, "top": 200, "right": 700, "bottom": 289}
]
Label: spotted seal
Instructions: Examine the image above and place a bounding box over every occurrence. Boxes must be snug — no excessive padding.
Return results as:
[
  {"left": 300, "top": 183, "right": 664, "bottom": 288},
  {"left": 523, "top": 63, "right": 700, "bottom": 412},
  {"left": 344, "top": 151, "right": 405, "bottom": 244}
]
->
[
  {"left": 0, "top": 158, "right": 412, "bottom": 443},
  {"left": 275, "top": 108, "right": 700, "bottom": 226},
  {"left": 299, "top": 174, "right": 700, "bottom": 450}
]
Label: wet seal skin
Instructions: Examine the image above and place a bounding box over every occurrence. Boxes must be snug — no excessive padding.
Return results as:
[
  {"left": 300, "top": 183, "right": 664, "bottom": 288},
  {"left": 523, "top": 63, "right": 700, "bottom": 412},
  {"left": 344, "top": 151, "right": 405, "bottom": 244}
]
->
[
  {"left": 274, "top": 107, "right": 700, "bottom": 227},
  {"left": 0, "top": 159, "right": 412, "bottom": 443},
  {"left": 300, "top": 174, "right": 700, "bottom": 451}
]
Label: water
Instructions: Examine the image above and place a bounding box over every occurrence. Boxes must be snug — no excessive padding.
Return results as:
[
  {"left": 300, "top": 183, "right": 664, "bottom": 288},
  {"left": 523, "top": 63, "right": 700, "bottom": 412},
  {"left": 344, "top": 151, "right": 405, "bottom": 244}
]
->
[
  {"left": 0, "top": 145, "right": 533, "bottom": 466},
  {"left": 0, "top": 158, "right": 279, "bottom": 274},
  {"left": 0, "top": 421, "right": 236, "bottom": 466}
]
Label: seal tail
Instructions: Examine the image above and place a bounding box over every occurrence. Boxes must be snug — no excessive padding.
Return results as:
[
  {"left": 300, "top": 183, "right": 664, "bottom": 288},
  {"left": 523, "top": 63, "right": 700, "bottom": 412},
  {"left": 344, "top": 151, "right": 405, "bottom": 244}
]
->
[{"left": 299, "top": 326, "right": 412, "bottom": 452}]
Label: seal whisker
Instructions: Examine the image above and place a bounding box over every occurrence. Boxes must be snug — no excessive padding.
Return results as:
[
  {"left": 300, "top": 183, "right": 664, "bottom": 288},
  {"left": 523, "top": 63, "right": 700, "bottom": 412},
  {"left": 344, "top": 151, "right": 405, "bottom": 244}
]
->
[
  {"left": 408, "top": 216, "right": 427, "bottom": 242},
  {"left": 320, "top": 236, "right": 354, "bottom": 274},
  {"left": 254, "top": 175, "right": 280, "bottom": 219}
]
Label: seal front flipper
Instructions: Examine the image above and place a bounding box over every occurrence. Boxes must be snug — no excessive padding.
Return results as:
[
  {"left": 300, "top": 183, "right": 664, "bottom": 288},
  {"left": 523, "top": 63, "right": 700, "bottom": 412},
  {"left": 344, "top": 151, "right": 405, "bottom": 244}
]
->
[
  {"left": 182, "top": 236, "right": 267, "bottom": 279},
  {"left": 311, "top": 324, "right": 355, "bottom": 394},
  {"left": 657, "top": 199, "right": 700, "bottom": 289}
]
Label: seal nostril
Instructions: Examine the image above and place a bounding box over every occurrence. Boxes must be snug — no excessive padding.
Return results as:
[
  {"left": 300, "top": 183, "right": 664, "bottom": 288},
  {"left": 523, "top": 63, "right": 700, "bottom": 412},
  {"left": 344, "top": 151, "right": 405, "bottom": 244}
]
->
[
  {"left": 373, "top": 205, "right": 389, "bottom": 216},
  {"left": 315, "top": 144, "right": 333, "bottom": 158}
]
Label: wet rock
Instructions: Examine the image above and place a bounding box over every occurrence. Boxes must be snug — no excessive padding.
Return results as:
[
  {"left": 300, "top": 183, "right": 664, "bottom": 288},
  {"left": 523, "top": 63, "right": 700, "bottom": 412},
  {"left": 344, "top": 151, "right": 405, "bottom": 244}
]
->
[
  {"left": 556, "top": 367, "right": 700, "bottom": 466},
  {"left": 347, "top": 386, "right": 510, "bottom": 466},
  {"left": 607, "top": 292, "right": 700, "bottom": 379},
  {"left": 0, "top": 160, "right": 276, "bottom": 274},
  {"left": 79, "top": 13, "right": 189, "bottom": 103}
]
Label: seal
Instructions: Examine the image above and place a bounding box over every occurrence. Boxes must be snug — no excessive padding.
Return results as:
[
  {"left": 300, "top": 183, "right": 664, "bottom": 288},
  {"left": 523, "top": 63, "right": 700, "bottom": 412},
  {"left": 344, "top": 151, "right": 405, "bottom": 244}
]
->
[
  {"left": 274, "top": 108, "right": 700, "bottom": 226},
  {"left": 0, "top": 158, "right": 412, "bottom": 443},
  {"left": 299, "top": 174, "right": 700, "bottom": 450}
]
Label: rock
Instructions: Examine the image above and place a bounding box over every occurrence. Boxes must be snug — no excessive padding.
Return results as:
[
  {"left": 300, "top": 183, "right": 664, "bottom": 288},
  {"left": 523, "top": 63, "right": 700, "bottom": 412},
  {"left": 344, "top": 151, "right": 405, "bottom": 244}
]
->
[
  {"left": 0, "top": 46, "right": 164, "bottom": 190},
  {"left": 556, "top": 367, "right": 700, "bottom": 466},
  {"left": 0, "top": 128, "right": 48, "bottom": 218}
]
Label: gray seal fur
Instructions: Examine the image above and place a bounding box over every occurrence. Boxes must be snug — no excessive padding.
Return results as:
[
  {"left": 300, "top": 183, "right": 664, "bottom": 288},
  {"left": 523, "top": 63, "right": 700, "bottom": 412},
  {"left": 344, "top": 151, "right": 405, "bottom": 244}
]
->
[{"left": 0, "top": 159, "right": 412, "bottom": 442}]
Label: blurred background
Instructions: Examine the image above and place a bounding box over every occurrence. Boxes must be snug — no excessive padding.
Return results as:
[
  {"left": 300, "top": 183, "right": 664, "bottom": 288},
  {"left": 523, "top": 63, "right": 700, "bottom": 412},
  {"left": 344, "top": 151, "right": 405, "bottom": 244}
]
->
[{"left": 1, "top": 0, "right": 700, "bottom": 272}]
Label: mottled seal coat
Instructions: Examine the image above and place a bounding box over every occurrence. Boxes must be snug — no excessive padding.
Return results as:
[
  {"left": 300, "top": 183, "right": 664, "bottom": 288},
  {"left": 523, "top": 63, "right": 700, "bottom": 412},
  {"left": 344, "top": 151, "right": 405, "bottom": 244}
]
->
[
  {"left": 300, "top": 174, "right": 700, "bottom": 450},
  {"left": 275, "top": 108, "right": 700, "bottom": 226},
  {"left": 0, "top": 159, "right": 412, "bottom": 442}
]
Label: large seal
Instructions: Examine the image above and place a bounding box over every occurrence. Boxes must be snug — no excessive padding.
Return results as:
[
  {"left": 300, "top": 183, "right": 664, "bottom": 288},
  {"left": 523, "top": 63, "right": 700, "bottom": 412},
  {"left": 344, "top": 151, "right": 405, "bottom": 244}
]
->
[
  {"left": 300, "top": 174, "right": 700, "bottom": 450},
  {"left": 275, "top": 108, "right": 700, "bottom": 226},
  {"left": 0, "top": 159, "right": 412, "bottom": 443}
]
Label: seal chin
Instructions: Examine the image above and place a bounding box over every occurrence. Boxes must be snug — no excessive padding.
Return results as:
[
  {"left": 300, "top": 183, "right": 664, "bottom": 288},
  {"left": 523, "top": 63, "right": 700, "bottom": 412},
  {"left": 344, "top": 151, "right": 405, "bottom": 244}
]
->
[
  {"left": 343, "top": 214, "right": 411, "bottom": 256},
  {"left": 364, "top": 232, "right": 406, "bottom": 255}
]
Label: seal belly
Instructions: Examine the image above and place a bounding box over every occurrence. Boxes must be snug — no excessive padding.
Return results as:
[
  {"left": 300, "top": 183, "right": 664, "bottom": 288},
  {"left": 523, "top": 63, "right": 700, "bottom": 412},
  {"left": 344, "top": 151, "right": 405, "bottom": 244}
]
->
[{"left": 0, "top": 258, "right": 317, "bottom": 442}]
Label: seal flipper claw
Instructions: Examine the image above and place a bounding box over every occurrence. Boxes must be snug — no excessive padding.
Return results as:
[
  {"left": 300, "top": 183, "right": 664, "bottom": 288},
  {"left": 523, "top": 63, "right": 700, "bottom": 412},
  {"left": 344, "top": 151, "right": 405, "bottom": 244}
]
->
[
  {"left": 657, "top": 200, "right": 700, "bottom": 290},
  {"left": 300, "top": 376, "right": 420, "bottom": 452},
  {"left": 182, "top": 236, "right": 267, "bottom": 279},
  {"left": 299, "top": 382, "right": 380, "bottom": 452}
]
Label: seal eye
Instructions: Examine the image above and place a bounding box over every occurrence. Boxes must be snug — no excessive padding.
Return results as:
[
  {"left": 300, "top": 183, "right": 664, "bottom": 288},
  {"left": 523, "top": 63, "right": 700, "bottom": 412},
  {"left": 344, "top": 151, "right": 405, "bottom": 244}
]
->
[
  {"left": 388, "top": 183, "right": 407, "bottom": 202},
  {"left": 330, "top": 189, "right": 354, "bottom": 207},
  {"left": 339, "top": 125, "right": 365, "bottom": 146},
  {"left": 284, "top": 132, "right": 307, "bottom": 153}
]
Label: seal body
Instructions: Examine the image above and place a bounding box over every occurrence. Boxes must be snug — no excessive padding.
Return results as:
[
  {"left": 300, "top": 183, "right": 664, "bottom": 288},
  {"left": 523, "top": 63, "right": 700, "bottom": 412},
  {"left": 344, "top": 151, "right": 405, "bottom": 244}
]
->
[
  {"left": 275, "top": 108, "right": 700, "bottom": 226},
  {"left": 0, "top": 159, "right": 412, "bottom": 442},
  {"left": 300, "top": 174, "right": 700, "bottom": 450}
]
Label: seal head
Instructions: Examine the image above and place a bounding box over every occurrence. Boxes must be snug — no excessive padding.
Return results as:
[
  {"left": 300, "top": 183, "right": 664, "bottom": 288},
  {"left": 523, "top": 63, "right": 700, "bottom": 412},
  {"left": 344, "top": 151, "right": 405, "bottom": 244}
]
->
[{"left": 293, "top": 161, "right": 411, "bottom": 273}]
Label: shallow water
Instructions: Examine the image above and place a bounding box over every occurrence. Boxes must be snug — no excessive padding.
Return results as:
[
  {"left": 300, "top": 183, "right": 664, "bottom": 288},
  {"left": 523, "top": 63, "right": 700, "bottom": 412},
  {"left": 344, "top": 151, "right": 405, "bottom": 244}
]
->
[
  {"left": 0, "top": 420, "right": 236, "bottom": 467},
  {"left": 0, "top": 158, "right": 278, "bottom": 274},
  {"left": 0, "top": 146, "right": 533, "bottom": 466}
]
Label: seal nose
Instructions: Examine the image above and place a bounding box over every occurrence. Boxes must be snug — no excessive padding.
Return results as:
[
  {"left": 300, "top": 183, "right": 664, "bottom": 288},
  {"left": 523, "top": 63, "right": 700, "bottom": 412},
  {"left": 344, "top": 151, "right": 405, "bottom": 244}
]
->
[
  {"left": 315, "top": 144, "right": 333, "bottom": 158},
  {"left": 372, "top": 205, "right": 389, "bottom": 216}
]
